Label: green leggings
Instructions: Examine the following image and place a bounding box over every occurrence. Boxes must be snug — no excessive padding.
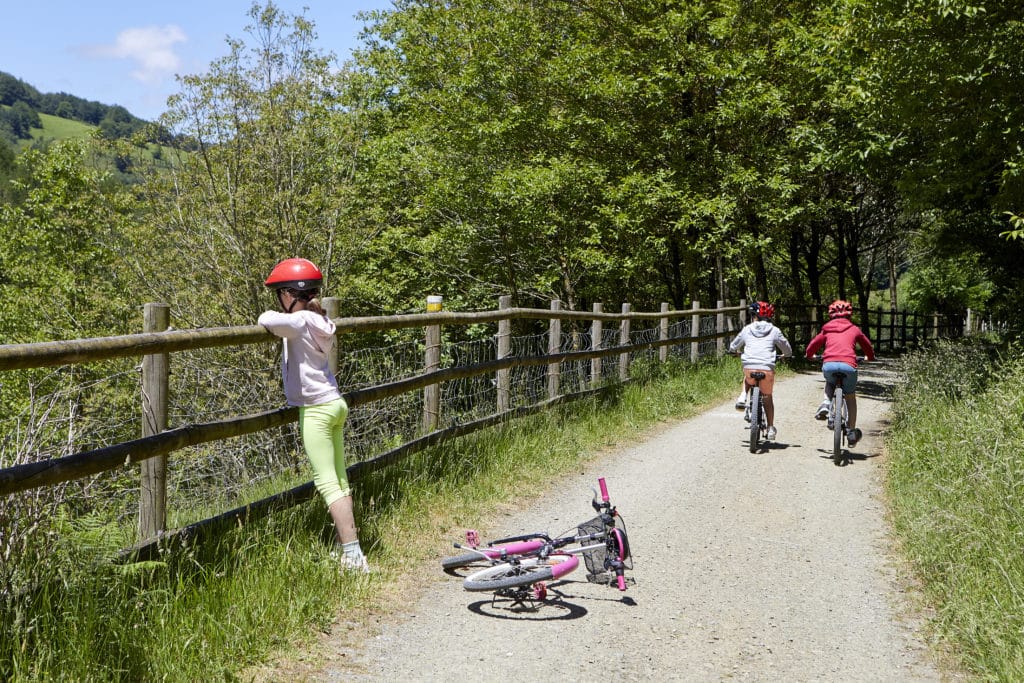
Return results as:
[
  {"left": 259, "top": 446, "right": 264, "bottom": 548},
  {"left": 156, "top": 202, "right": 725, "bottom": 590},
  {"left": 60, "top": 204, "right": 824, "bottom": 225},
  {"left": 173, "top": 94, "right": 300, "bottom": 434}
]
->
[{"left": 299, "top": 398, "right": 351, "bottom": 507}]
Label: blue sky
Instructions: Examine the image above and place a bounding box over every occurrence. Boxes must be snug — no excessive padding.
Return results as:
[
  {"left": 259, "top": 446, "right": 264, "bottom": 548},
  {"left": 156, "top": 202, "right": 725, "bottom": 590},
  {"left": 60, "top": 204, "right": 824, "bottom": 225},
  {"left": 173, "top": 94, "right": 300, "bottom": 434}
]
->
[{"left": 1, "top": 1, "right": 394, "bottom": 121}]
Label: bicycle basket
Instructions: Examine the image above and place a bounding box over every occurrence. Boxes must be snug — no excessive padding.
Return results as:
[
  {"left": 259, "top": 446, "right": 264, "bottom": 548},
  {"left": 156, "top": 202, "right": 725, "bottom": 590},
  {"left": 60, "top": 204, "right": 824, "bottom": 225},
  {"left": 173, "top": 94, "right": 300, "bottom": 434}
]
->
[{"left": 579, "top": 515, "right": 633, "bottom": 581}]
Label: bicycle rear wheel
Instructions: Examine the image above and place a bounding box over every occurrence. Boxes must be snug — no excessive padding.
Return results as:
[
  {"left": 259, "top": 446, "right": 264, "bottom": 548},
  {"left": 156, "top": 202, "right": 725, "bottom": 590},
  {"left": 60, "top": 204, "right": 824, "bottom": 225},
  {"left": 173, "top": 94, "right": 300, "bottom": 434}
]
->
[
  {"left": 463, "top": 555, "right": 576, "bottom": 592},
  {"left": 748, "top": 387, "right": 761, "bottom": 453},
  {"left": 832, "top": 387, "right": 844, "bottom": 462}
]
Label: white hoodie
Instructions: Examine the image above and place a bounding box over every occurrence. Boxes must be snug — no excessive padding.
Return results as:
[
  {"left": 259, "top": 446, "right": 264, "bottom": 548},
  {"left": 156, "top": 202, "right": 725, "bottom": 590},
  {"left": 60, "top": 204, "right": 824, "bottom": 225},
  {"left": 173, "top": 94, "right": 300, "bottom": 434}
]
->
[
  {"left": 258, "top": 309, "right": 342, "bottom": 406},
  {"left": 728, "top": 320, "right": 792, "bottom": 370}
]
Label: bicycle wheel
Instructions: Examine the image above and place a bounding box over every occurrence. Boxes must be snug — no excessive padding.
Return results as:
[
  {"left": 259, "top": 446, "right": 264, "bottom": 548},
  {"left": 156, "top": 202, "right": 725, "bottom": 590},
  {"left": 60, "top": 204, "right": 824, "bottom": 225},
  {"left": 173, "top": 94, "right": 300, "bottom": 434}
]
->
[
  {"left": 832, "top": 387, "right": 844, "bottom": 462},
  {"left": 463, "top": 558, "right": 557, "bottom": 592},
  {"left": 748, "top": 386, "right": 761, "bottom": 453},
  {"left": 441, "top": 551, "right": 491, "bottom": 571}
]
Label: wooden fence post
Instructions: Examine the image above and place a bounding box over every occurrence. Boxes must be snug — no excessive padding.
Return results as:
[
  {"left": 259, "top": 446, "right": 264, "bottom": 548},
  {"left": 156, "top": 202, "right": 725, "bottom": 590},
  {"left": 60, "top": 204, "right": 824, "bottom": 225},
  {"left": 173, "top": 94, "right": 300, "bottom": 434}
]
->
[
  {"left": 690, "top": 301, "right": 700, "bottom": 363},
  {"left": 716, "top": 300, "right": 725, "bottom": 356},
  {"left": 889, "top": 309, "right": 897, "bottom": 352},
  {"left": 139, "top": 302, "right": 170, "bottom": 543},
  {"left": 900, "top": 310, "right": 908, "bottom": 349},
  {"left": 423, "top": 296, "right": 442, "bottom": 431},
  {"left": 497, "top": 296, "right": 512, "bottom": 412},
  {"left": 548, "top": 299, "right": 562, "bottom": 400},
  {"left": 932, "top": 312, "right": 939, "bottom": 340},
  {"left": 965, "top": 308, "right": 973, "bottom": 336},
  {"left": 324, "top": 297, "right": 341, "bottom": 376},
  {"left": 590, "top": 303, "right": 603, "bottom": 389},
  {"left": 619, "top": 303, "right": 631, "bottom": 382},
  {"left": 658, "top": 302, "right": 669, "bottom": 363}
]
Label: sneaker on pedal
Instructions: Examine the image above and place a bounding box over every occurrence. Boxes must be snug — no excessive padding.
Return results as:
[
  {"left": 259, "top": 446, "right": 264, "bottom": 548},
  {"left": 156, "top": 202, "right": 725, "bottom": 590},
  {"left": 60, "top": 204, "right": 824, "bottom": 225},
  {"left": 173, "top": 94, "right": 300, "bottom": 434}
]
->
[
  {"left": 735, "top": 399, "right": 746, "bottom": 410},
  {"left": 847, "top": 428, "right": 863, "bottom": 447},
  {"left": 814, "top": 401, "right": 830, "bottom": 420},
  {"left": 766, "top": 426, "right": 777, "bottom": 440}
]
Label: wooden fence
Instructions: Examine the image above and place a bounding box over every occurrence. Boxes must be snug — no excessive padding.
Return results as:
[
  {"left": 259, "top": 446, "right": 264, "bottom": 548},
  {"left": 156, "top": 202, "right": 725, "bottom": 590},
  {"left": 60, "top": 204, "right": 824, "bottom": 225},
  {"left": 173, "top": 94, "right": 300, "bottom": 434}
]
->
[
  {"left": 0, "top": 298, "right": 746, "bottom": 558},
  {"left": 0, "top": 297, "right": 970, "bottom": 559}
]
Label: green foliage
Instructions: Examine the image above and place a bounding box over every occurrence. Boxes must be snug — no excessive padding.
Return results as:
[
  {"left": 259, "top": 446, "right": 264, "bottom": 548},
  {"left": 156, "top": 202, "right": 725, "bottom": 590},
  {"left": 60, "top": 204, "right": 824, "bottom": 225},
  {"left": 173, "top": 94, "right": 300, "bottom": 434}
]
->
[
  {"left": 888, "top": 339, "right": 1024, "bottom": 678},
  {"left": 0, "top": 141, "right": 137, "bottom": 343},
  {"left": 136, "top": 2, "right": 365, "bottom": 327}
]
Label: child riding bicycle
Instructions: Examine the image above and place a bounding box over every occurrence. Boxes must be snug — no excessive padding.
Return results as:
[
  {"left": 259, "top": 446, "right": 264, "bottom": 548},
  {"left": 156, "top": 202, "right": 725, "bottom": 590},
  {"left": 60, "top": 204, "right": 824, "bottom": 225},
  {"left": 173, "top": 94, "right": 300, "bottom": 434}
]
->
[
  {"left": 804, "top": 299, "right": 876, "bottom": 447},
  {"left": 729, "top": 301, "right": 792, "bottom": 441}
]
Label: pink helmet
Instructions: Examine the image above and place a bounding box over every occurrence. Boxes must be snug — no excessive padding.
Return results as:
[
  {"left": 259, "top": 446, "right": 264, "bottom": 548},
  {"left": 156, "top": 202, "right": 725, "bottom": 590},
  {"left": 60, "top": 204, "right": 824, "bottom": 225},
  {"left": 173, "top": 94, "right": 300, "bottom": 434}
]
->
[{"left": 828, "top": 300, "right": 853, "bottom": 319}]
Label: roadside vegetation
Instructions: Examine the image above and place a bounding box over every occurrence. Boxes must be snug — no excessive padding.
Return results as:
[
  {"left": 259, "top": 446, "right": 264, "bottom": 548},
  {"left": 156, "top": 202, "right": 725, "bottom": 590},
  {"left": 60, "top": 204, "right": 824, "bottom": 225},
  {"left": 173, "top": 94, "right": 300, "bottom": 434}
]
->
[
  {"left": 0, "top": 356, "right": 738, "bottom": 682},
  {"left": 888, "top": 337, "right": 1024, "bottom": 680}
]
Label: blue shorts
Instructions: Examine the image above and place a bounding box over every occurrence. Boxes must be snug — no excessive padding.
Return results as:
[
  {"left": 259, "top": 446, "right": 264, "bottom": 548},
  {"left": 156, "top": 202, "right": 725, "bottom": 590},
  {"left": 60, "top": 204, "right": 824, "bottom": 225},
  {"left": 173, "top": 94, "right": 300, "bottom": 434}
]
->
[{"left": 822, "top": 362, "right": 858, "bottom": 394}]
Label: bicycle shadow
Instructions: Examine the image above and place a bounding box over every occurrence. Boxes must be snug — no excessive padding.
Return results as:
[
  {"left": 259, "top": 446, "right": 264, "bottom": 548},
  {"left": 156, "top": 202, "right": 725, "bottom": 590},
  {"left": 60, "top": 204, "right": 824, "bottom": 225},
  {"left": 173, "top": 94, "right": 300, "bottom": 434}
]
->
[
  {"left": 466, "top": 580, "right": 637, "bottom": 620},
  {"left": 745, "top": 440, "right": 795, "bottom": 454},
  {"left": 815, "top": 449, "right": 879, "bottom": 466}
]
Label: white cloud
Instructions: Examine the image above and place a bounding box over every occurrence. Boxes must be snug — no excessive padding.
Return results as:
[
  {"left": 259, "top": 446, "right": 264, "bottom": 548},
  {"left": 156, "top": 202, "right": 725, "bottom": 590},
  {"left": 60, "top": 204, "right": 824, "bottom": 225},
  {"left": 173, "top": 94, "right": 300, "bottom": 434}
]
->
[{"left": 87, "top": 25, "right": 187, "bottom": 84}]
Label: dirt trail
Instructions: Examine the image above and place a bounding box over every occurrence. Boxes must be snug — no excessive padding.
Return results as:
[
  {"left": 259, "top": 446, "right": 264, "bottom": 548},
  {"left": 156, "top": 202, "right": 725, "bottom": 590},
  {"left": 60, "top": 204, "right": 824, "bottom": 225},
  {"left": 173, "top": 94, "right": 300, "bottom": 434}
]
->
[{"left": 319, "top": 360, "right": 950, "bottom": 681}]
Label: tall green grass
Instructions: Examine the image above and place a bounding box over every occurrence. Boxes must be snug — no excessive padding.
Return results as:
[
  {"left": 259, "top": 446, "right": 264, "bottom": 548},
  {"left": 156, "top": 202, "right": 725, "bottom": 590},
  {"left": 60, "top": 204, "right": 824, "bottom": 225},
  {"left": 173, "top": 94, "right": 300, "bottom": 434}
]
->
[
  {"left": 888, "top": 338, "right": 1024, "bottom": 679},
  {"left": 1, "top": 356, "right": 739, "bottom": 681}
]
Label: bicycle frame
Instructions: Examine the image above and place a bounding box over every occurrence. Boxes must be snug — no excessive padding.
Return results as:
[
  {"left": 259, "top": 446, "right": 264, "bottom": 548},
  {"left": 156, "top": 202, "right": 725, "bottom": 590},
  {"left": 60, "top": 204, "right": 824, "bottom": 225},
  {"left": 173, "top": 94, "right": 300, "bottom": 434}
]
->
[{"left": 442, "top": 478, "right": 632, "bottom": 604}]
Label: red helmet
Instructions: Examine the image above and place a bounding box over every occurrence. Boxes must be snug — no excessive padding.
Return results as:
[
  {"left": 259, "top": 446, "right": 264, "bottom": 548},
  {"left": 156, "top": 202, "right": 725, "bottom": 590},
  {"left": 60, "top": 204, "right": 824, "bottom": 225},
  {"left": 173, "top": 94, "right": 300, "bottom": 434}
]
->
[
  {"left": 264, "top": 258, "right": 323, "bottom": 291},
  {"left": 828, "top": 300, "right": 853, "bottom": 319},
  {"left": 753, "top": 301, "right": 775, "bottom": 319}
]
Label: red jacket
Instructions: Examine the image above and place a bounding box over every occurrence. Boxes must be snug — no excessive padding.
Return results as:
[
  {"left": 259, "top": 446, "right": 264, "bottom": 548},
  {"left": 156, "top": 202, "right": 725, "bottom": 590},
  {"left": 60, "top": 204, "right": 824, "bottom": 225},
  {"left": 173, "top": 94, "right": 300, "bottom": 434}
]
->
[{"left": 804, "top": 318, "right": 876, "bottom": 367}]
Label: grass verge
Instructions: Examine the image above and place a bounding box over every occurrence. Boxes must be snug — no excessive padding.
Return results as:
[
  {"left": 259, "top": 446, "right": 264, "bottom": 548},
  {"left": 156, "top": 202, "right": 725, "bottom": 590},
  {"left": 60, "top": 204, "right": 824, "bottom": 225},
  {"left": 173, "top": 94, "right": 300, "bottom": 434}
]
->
[
  {"left": 887, "top": 337, "right": 1024, "bottom": 679},
  {"left": 1, "top": 355, "right": 739, "bottom": 682}
]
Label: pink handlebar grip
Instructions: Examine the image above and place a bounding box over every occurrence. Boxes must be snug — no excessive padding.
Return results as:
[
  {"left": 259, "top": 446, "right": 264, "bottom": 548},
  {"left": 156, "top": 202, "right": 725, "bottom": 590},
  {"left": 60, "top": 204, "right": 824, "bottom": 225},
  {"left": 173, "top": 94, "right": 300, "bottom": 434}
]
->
[
  {"left": 617, "top": 574, "right": 626, "bottom": 591},
  {"left": 598, "top": 477, "right": 609, "bottom": 503}
]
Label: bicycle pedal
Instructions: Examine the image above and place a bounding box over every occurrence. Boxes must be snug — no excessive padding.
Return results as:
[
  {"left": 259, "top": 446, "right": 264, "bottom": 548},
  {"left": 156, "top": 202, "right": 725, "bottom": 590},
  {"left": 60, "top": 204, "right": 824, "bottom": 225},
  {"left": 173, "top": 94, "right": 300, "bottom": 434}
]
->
[{"left": 465, "top": 529, "right": 479, "bottom": 547}]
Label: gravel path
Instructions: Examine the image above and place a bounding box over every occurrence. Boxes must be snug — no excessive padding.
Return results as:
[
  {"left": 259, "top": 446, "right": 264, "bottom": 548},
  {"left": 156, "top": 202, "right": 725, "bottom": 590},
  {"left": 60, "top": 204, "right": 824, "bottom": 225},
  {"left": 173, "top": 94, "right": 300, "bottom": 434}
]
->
[{"left": 322, "top": 360, "right": 949, "bottom": 681}]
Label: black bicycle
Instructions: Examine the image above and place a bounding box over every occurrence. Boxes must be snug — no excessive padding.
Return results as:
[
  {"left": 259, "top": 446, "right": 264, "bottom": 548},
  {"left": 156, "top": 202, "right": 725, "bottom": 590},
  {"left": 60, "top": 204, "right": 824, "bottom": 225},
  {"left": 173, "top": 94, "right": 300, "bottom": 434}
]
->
[
  {"left": 745, "top": 371, "right": 769, "bottom": 453},
  {"left": 818, "top": 356, "right": 867, "bottom": 465}
]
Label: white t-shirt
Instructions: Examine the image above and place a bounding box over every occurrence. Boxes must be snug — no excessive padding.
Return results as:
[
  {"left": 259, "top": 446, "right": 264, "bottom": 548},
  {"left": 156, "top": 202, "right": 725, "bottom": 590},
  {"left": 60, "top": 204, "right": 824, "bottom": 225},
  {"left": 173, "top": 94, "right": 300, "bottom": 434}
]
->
[{"left": 258, "top": 309, "right": 342, "bottom": 406}]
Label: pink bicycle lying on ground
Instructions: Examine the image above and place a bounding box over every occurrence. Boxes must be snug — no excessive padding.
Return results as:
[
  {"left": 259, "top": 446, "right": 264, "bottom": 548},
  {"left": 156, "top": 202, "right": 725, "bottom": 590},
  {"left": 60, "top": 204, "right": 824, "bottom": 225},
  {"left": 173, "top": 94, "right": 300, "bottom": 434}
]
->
[{"left": 440, "top": 478, "right": 632, "bottom": 607}]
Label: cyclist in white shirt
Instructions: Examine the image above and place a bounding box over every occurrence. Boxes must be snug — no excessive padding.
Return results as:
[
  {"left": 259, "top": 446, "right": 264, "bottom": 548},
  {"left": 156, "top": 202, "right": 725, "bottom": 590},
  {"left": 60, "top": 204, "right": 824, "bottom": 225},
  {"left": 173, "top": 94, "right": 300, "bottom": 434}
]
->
[{"left": 729, "top": 301, "right": 792, "bottom": 441}]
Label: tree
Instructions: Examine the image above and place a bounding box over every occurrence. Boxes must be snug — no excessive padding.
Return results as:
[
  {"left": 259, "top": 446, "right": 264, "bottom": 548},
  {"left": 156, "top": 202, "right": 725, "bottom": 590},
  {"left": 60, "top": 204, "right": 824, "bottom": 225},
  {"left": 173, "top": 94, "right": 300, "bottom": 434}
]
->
[{"left": 135, "top": 2, "right": 365, "bottom": 327}]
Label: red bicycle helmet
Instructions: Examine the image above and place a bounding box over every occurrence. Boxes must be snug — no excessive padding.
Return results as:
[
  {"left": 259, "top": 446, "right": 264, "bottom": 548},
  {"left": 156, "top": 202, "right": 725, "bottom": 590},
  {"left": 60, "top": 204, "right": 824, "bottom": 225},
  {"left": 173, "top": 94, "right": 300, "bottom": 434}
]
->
[
  {"left": 828, "top": 299, "right": 853, "bottom": 319},
  {"left": 753, "top": 301, "right": 775, "bottom": 319},
  {"left": 264, "top": 258, "right": 323, "bottom": 291}
]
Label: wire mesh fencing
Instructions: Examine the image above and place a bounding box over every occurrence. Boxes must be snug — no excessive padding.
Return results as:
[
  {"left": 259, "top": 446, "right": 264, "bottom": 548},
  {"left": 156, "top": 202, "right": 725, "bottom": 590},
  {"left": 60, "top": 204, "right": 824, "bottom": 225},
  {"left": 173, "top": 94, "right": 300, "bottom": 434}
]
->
[{"left": 0, "top": 301, "right": 745, "bottom": 562}]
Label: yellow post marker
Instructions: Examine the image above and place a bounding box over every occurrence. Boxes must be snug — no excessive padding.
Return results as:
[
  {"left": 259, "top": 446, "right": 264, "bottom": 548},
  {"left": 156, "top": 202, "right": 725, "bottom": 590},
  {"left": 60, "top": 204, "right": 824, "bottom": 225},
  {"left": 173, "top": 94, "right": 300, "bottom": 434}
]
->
[{"left": 427, "top": 295, "right": 443, "bottom": 312}]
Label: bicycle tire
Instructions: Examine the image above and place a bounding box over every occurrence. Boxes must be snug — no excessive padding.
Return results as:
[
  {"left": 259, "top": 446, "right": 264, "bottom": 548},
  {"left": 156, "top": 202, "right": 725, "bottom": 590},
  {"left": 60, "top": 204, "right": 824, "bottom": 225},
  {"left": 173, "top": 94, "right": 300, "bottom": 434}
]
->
[
  {"left": 441, "top": 551, "right": 492, "bottom": 571},
  {"left": 832, "top": 387, "right": 844, "bottom": 462},
  {"left": 463, "top": 558, "right": 557, "bottom": 592},
  {"left": 749, "top": 386, "right": 761, "bottom": 453}
]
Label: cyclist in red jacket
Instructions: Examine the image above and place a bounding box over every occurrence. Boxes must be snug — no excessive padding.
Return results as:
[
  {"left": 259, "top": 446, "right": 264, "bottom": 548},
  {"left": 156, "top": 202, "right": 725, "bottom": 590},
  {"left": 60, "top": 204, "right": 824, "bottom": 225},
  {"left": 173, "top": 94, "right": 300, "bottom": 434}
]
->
[{"left": 804, "top": 300, "right": 876, "bottom": 446}]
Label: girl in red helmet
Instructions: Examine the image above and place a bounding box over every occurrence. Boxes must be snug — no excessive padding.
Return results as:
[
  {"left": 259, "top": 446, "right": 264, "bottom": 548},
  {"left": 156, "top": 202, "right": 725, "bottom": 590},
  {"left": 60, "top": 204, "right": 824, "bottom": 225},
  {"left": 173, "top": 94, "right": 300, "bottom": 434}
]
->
[
  {"left": 804, "top": 300, "right": 876, "bottom": 446},
  {"left": 259, "top": 258, "right": 369, "bottom": 572}
]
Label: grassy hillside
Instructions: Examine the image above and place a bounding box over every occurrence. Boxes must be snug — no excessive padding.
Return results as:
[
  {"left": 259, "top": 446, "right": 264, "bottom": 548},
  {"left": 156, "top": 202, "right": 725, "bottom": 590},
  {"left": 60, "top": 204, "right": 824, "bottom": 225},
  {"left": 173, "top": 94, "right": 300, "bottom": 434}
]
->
[{"left": 25, "top": 111, "right": 97, "bottom": 147}]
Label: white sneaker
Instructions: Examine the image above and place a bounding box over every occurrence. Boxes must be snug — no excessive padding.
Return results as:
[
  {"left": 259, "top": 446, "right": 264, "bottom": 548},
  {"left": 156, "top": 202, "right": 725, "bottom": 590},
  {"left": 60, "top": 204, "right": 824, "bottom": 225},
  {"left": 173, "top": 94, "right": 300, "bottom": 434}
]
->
[
  {"left": 338, "top": 553, "right": 371, "bottom": 573},
  {"left": 333, "top": 552, "right": 370, "bottom": 573},
  {"left": 814, "top": 401, "right": 830, "bottom": 420},
  {"left": 766, "top": 426, "right": 777, "bottom": 440},
  {"left": 735, "top": 399, "right": 746, "bottom": 410}
]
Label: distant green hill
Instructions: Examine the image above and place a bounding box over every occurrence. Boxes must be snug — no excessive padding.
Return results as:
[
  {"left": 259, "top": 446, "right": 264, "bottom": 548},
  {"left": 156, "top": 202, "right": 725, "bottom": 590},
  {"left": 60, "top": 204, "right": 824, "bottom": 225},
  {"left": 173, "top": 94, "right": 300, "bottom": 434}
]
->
[{"left": 23, "top": 111, "right": 97, "bottom": 149}]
